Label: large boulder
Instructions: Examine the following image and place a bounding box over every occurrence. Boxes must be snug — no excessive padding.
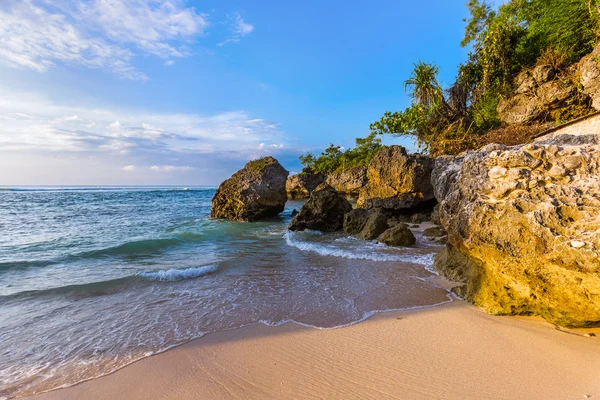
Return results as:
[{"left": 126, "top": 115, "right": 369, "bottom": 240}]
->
[
  {"left": 288, "top": 183, "right": 352, "bottom": 232},
  {"left": 357, "top": 146, "right": 434, "bottom": 211},
  {"left": 286, "top": 167, "right": 325, "bottom": 199},
  {"left": 432, "top": 131, "right": 600, "bottom": 327},
  {"left": 211, "top": 157, "right": 289, "bottom": 222},
  {"left": 326, "top": 166, "right": 368, "bottom": 197},
  {"left": 343, "top": 208, "right": 371, "bottom": 235},
  {"left": 580, "top": 43, "right": 600, "bottom": 111},
  {"left": 377, "top": 224, "right": 416, "bottom": 247},
  {"left": 357, "top": 212, "right": 389, "bottom": 240}
]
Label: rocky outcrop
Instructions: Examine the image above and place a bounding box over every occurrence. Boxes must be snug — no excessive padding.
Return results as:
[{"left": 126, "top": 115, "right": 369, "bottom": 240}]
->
[
  {"left": 286, "top": 167, "right": 325, "bottom": 199},
  {"left": 288, "top": 183, "right": 352, "bottom": 232},
  {"left": 211, "top": 157, "right": 288, "bottom": 222},
  {"left": 343, "top": 208, "right": 371, "bottom": 235},
  {"left": 326, "top": 166, "right": 368, "bottom": 197},
  {"left": 343, "top": 209, "right": 389, "bottom": 240},
  {"left": 580, "top": 43, "right": 600, "bottom": 111},
  {"left": 357, "top": 146, "right": 435, "bottom": 212},
  {"left": 498, "top": 75, "right": 578, "bottom": 124},
  {"left": 377, "top": 224, "right": 416, "bottom": 247},
  {"left": 432, "top": 132, "right": 600, "bottom": 327},
  {"left": 358, "top": 212, "right": 389, "bottom": 240}
]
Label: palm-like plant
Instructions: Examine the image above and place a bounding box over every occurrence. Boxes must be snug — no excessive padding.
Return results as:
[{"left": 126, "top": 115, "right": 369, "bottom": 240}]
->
[{"left": 404, "top": 62, "right": 444, "bottom": 109}]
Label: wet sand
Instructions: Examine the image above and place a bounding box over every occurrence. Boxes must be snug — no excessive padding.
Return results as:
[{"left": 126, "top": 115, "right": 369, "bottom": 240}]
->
[{"left": 30, "top": 300, "right": 600, "bottom": 400}]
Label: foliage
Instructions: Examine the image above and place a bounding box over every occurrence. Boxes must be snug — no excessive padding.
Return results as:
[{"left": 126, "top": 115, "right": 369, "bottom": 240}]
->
[
  {"left": 369, "top": 0, "right": 600, "bottom": 156},
  {"left": 299, "top": 132, "right": 383, "bottom": 175}
]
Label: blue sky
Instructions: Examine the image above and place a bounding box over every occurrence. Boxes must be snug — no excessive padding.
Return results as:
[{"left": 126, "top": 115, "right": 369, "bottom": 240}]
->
[{"left": 0, "top": 0, "right": 476, "bottom": 185}]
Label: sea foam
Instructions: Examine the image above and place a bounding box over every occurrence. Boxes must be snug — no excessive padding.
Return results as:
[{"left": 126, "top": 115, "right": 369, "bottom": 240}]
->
[
  {"left": 284, "top": 231, "right": 435, "bottom": 265},
  {"left": 140, "top": 264, "right": 218, "bottom": 282}
]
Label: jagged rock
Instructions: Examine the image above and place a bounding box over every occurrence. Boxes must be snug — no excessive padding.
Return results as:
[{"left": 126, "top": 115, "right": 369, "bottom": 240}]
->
[
  {"left": 497, "top": 80, "right": 577, "bottom": 125},
  {"left": 357, "top": 146, "right": 434, "bottom": 211},
  {"left": 343, "top": 208, "right": 371, "bottom": 235},
  {"left": 291, "top": 209, "right": 299, "bottom": 217},
  {"left": 288, "top": 183, "right": 352, "bottom": 232},
  {"left": 211, "top": 157, "right": 288, "bottom": 222},
  {"left": 515, "top": 70, "right": 536, "bottom": 94},
  {"left": 580, "top": 43, "right": 600, "bottom": 111},
  {"left": 377, "top": 223, "right": 416, "bottom": 247},
  {"left": 432, "top": 130, "right": 600, "bottom": 327},
  {"left": 531, "top": 64, "right": 555, "bottom": 84},
  {"left": 326, "top": 166, "right": 368, "bottom": 197},
  {"left": 358, "top": 212, "right": 389, "bottom": 240},
  {"left": 286, "top": 167, "right": 325, "bottom": 199},
  {"left": 422, "top": 226, "right": 446, "bottom": 237}
]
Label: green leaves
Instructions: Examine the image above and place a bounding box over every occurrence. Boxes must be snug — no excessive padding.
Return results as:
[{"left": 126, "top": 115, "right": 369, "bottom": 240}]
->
[{"left": 298, "top": 134, "right": 383, "bottom": 175}]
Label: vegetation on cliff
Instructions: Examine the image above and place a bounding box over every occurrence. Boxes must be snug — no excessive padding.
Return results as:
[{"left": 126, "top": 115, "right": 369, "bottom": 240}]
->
[
  {"left": 370, "top": 0, "right": 600, "bottom": 156},
  {"left": 298, "top": 132, "right": 382, "bottom": 175}
]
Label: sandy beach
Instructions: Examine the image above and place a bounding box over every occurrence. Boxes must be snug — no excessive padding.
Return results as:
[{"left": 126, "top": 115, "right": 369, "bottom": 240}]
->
[{"left": 30, "top": 299, "right": 600, "bottom": 400}]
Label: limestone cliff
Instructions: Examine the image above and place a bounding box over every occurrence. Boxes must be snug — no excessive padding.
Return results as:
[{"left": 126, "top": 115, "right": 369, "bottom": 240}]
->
[{"left": 432, "top": 130, "right": 600, "bottom": 327}]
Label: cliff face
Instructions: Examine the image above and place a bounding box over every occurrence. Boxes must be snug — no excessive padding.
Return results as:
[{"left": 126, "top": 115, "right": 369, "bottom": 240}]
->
[
  {"left": 432, "top": 126, "right": 600, "bottom": 327},
  {"left": 497, "top": 43, "right": 600, "bottom": 126},
  {"left": 325, "top": 166, "right": 368, "bottom": 197},
  {"left": 286, "top": 167, "right": 325, "bottom": 199},
  {"left": 357, "top": 146, "right": 435, "bottom": 212}
]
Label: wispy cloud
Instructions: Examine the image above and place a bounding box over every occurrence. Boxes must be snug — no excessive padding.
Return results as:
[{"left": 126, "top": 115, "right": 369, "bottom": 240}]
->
[
  {"left": 0, "top": 0, "right": 207, "bottom": 79},
  {"left": 0, "top": 88, "right": 297, "bottom": 184},
  {"left": 218, "top": 13, "right": 254, "bottom": 46}
]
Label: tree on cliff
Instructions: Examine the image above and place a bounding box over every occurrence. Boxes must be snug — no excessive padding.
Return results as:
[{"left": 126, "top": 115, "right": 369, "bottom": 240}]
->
[{"left": 370, "top": 0, "right": 600, "bottom": 156}]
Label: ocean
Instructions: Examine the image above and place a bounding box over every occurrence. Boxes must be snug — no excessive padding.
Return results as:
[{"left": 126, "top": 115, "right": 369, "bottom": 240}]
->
[{"left": 0, "top": 187, "right": 451, "bottom": 398}]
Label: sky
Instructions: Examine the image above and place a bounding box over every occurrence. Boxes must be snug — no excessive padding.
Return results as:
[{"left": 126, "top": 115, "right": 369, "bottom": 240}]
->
[{"left": 0, "top": 0, "right": 479, "bottom": 186}]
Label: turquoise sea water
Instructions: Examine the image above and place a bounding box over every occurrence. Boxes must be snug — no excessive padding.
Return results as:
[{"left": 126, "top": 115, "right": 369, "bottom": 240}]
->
[{"left": 0, "top": 187, "right": 450, "bottom": 398}]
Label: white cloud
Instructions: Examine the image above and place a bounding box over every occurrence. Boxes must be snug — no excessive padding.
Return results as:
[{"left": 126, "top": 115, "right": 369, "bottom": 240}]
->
[
  {"left": 164, "top": 60, "right": 175, "bottom": 67},
  {"left": 0, "top": 88, "right": 298, "bottom": 184},
  {"left": 218, "top": 13, "right": 254, "bottom": 46},
  {"left": 234, "top": 14, "right": 254, "bottom": 36},
  {"left": 0, "top": 0, "right": 207, "bottom": 79}
]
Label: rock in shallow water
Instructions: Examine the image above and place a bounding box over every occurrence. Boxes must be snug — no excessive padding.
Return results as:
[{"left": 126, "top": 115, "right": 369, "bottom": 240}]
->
[
  {"left": 343, "top": 208, "right": 371, "bottom": 235},
  {"left": 288, "top": 183, "right": 352, "bottom": 232},
  {"left": 432, "top": 131, "right": 600, "bottom": 327},
  {"left": 211, "top": 157, "right": 289, "bottom": 222},
  {"left": 377, "top": 223, "right": 416, "bottom": 247},
  {"left": 357, "top": 212, "right": 389, "bottom": 240}
]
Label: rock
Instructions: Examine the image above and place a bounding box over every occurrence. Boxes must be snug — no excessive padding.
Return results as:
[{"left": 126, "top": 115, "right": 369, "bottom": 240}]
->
[
  {"left": 433, "top": 245, "right": 476, "bottom": 288},
  {"left": 326, "top": 166, "right": 368, "bottom": 197},
  {"left": 291, "top": 209, "right": 299, "bottom": 217},
  {"left": 430, "top": 204, "right": 442, "bottom": 225},
  {"left": 343, "top": 208, "right": 371, "bottom": 235},
  {"left": 358, "top": 212, "right": 389, "bottom": 240},
  {"left": 211, "top": 157, "right": 289, "bottom": 222},
  {"left": 531, "top": 64, "right": 555, "bottom": 84},
  {"left": 498, "top": 79, "right": 577, "bottom": 125},
  {"left": 422, "top": 226, "right": 446, "bottom": 237},
  {"left": 433, "top": 131, "right": 600, "bottom": 327},
  {"left": 580, "top": 43, "right": 600, "bottom": 111},
  {"left": 286, "top": 167, "right": 325, "bottom": 199},
  {"left": 409, "top": 212, "right": 431, "bottom": 224},
  {"left": 377, "top": 223, "right": 416, "bottom": 247},
  {"left": 358, "top": 146, "right": 435, "bottom": 211},
  {"left": 514, "top": 70, "right": 536, "bottom": 94},
  {"left": 288, "top": 183, "right": 352, "bottom": 232}
]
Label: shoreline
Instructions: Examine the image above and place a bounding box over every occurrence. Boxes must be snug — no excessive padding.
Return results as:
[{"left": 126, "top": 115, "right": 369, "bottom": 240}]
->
[{"left": 29, "top": 300, "right": 600, "bottom": 400}]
